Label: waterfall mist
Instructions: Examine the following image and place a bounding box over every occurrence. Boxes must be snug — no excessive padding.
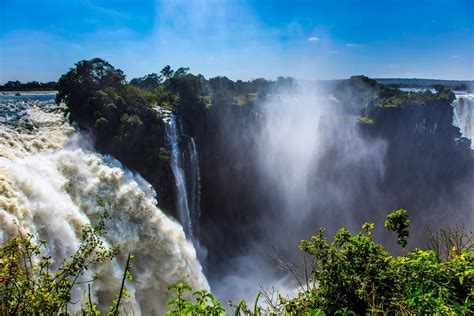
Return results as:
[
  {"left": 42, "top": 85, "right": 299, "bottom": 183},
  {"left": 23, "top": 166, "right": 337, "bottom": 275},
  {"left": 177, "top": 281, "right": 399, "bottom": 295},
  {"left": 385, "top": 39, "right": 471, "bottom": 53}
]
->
[
  {"left": 256, "top": 83, "right": 387, "bottom": 245},
  {"left": 208, "top": 81, "right": 474, "bottom": 306},
  {"left": 211, "top": 81, "right": 388, "bottom": 303}
]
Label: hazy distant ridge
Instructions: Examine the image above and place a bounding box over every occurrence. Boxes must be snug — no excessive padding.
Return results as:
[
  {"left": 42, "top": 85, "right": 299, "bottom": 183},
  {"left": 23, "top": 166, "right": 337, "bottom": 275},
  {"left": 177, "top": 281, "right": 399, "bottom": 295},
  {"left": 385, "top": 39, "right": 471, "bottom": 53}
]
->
[{"left": 375, "top": 78, "right": 474, "bottom": 90}]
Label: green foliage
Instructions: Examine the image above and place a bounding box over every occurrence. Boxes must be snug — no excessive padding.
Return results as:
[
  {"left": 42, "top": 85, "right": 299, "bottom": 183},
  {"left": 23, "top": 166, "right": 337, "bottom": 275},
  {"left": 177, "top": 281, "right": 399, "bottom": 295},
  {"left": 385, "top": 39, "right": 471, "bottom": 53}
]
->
[
  {"left": 109, "top": 254, "right": 134, "bottom": 315},
  {"left": 232, "top": 94, "right": 258, "bottom": 107},
  {"left": 0, "top": 80, "right": 56, "bottom": 91},
  {"left": 296, "top": 223, "right": 392, "bottom": 314},
  {"left": 355, "top": 115, "right": 374, "bottom": 124},
  {"left": 376, "top": 85, "right": 456, "bottom": 108},
  {"left": 167, "top": 209, "right": 473, "bottom": 315},
  {"left": 56, "top": 58, "right": 125, "bottom": 122},
  {"left": 56, "top": 58, "right": 172, "bottom": 187},
  {"left": 0, "top": 207, "right": 134, "bottom": 315},
  {"left": 166, "top": 282, "right": 225, "bottom": 315},
  {"left": 384, "top": 208, "right": 410, "bottom": 248},
  {"left": 291, "top": 209, "right": 473, "bottom": 315},
  {"left": 227, "top": 291, "right": 263, "bottom": 316},
  {"left": 129, "top": 73, "right": 163, "bottom": 91},
  {"left": 2, "top": 205, "right": 472, "bottom": 314},
  {"left": 56, "top": 59, "right": 222, "bottom": 192}
]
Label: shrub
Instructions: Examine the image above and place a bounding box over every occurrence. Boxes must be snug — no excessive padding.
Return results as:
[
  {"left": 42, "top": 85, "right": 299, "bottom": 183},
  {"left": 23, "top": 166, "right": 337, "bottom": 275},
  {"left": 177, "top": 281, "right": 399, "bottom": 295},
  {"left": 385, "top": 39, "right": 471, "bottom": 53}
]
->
[
  {"left": 0, "top": 208, "right": 134, "bottom": 315},
  {"left": 166, "top": 282, "right": 225, "bottom": 315},
  {"left": 167, "top": 209, "right": 474, "bottom": 315}
]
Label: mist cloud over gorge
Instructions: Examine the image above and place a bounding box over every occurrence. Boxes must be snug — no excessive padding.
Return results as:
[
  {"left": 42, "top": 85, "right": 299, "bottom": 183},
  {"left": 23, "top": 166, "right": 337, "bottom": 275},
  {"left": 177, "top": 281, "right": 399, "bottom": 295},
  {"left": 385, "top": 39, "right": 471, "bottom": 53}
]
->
[
  {"left": 205, "top": 79, "right": 473, "bottom": 303},
  {"left": 256, "top": 83, "right": 387, "bottom": 244},
  {"left": 210, "top": 81, "right": 388, "bottom": 302}
]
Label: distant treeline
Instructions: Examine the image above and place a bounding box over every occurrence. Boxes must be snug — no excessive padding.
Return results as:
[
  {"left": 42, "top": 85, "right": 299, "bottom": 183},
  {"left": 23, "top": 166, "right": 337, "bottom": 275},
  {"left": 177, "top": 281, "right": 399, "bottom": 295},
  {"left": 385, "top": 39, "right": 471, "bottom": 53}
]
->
[
  {"left": 375, "top": 78, "right": 474, "bottom": 91},
  {"left": 0, "top": 80, "right": 57, "bottom": 91},
  {"left": 2, "top": 77, "right": 472, "bottom": 92}
]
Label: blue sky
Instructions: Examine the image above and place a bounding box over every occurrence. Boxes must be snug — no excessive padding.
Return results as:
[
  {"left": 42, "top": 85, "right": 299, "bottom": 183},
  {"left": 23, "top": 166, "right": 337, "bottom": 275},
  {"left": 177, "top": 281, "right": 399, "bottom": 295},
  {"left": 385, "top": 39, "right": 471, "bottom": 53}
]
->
[{"left": 1, "top": 0, "right": 473, "bottom": 82}]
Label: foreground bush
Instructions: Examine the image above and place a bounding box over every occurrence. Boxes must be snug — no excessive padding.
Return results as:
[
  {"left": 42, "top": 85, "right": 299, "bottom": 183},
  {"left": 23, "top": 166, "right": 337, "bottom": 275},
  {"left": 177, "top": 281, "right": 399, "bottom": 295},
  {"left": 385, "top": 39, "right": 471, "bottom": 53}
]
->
[
  {"left": 1, "top": 209, "right": 472, "bottom": 314},
  {"left": 167, "top": 209, "right": 473, "bottom": 315},
  {"left": 0, "top": 209, "right": 133, "bottom": 315},
  {"left": 284, "top": 209, "right": 473, "bottom": 315}
]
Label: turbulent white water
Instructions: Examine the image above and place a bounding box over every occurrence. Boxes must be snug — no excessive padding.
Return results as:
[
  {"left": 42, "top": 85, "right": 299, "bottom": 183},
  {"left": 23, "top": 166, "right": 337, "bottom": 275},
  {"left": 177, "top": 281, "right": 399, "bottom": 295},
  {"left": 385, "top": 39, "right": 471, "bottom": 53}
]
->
[
  {"left": 0, "top": 95, "right": 208, "bottom": 314},
  {"left": 453, "top": 92, "right": 474, "bottom": 147}
]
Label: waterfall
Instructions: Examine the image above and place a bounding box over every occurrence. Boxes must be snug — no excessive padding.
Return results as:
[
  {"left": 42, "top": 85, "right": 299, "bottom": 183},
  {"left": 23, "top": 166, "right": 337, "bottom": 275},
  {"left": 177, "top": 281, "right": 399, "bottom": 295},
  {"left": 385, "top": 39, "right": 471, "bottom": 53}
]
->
[
  {"left": 452, "top": 92, "right": 474, "bottom": 147},
  {"left": 0, "top": 94, "right": 209, "bottom": 314},
  {"left": 163, "top": 113, "right": 201, "bottom": 243},
  {"left": 188, "top": 137, "right": 202, "bottom": 234}
]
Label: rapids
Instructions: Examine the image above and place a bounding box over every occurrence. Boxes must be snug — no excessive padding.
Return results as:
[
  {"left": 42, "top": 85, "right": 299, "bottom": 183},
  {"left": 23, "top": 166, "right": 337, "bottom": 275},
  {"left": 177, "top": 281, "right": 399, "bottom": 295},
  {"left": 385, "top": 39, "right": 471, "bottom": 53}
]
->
[{"left": 0, "top": 93, "right": 208, "bottom": 314}]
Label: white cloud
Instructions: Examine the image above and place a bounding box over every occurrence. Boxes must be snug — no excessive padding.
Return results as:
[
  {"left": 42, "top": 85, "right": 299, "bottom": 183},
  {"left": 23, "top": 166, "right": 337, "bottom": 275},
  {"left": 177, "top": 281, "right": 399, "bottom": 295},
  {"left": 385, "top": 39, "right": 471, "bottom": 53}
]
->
[
  {"left": 83, "top": 1, "right": 126, "bottom": 18},
  {"left": 329, "top": 50, "right": 339, "bottom": 54},
  {"left": 308, "top": 36, "right": 319, "bottom": 42},
  {"left": 346, "top": 43, "right": 363, "bottom": 47}
]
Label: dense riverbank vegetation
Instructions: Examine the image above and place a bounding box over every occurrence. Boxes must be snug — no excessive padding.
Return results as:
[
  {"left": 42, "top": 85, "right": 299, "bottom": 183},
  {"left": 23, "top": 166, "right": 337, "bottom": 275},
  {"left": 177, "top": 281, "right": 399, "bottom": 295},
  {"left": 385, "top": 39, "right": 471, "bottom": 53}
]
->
[
  {"left": 0, "top": 80, "right": 57, "bottom": 91},
  {"left": 1, "top": 209, "right": 472, "bottom": 314}
]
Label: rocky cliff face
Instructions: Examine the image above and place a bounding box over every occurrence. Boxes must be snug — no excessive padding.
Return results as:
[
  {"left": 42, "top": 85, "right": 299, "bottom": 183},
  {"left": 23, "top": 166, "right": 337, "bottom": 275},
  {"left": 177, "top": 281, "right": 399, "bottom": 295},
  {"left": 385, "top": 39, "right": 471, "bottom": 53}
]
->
[
  {"left": 57, "top": 63, "right": 473, "bottom": 276},
  {"left": 363, "top": 98, "right": 472, "bottom": 227},
  {"left": 193, "top": 81, "right": 474, "bottom": 273}
]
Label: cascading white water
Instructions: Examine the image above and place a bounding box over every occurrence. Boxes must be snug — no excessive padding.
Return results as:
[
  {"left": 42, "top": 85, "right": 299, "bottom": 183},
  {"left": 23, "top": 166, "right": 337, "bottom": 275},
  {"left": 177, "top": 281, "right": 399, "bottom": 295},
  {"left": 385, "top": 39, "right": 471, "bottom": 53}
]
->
[
  {"left": 452, "top": 92, "right": 474, "bottom": 147},
  {"left": 164, "top": 114, "right": 193, "bottom": 238},
  {"left": 187, "top": 137, "right": 201, "bottom": 238},
  {"left": 163, "top": 113, "right": 202, "bottom": 245},
  {"left": 0, "top": 94, "right": 209, "bottom": 314}
]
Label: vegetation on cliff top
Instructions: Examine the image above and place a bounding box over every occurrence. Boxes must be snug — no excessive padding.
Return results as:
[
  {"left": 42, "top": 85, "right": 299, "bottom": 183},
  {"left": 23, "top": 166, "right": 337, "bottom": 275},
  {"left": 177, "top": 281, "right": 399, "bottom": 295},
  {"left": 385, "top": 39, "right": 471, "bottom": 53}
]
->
[
  {"left": 55, "top": 58, "right": 172, "bottom": 188},
  {"left": 333, "top": 75, "right": 457, "bottom": 111}
]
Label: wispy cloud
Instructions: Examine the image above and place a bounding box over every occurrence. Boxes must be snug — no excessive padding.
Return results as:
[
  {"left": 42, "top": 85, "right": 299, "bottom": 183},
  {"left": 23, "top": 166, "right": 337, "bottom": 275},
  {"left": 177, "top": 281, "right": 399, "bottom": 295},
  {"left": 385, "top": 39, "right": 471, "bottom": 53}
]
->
[
  {"left": 329, "top": 50, "right": 339, "bottom": 54},
  {"left": 346, "top": 43, "right": 363, "bottom": 47},
  {"left": 308, "top": 36, "right": 319, "bottom": 42},
  {"left": 83, "top": 0, "right": 127, "bottom": 18}
]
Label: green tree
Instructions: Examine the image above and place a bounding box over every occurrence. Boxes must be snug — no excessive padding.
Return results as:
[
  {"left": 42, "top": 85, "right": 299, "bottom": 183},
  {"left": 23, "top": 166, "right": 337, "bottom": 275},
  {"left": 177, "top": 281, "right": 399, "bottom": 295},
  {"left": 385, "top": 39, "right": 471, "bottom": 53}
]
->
[
  {"left": 56, "top": 58, "right": 126, "bottom": 123},
  {"left": 0, "top": 210, "right": 118, "bottom": 314},
  {"left": 384, "top": 208, "right": 410, "bottom": 248}
]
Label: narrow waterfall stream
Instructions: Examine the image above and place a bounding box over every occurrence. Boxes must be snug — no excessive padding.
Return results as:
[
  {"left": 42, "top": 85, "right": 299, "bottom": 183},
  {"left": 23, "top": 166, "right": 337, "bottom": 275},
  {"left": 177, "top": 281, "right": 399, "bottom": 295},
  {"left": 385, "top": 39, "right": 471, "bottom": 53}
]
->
[
  {"left": 164, "top": 114, "right": 194, "bottom": 238},
  {"left": 186, "top": 136, "right": 202, "bottom": 239},
  {"left": 163, "top": 112, "right": 206, "bottom": 262},
  {"left": 163, "top": 112, "right": 201, "bottom": 244}
]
